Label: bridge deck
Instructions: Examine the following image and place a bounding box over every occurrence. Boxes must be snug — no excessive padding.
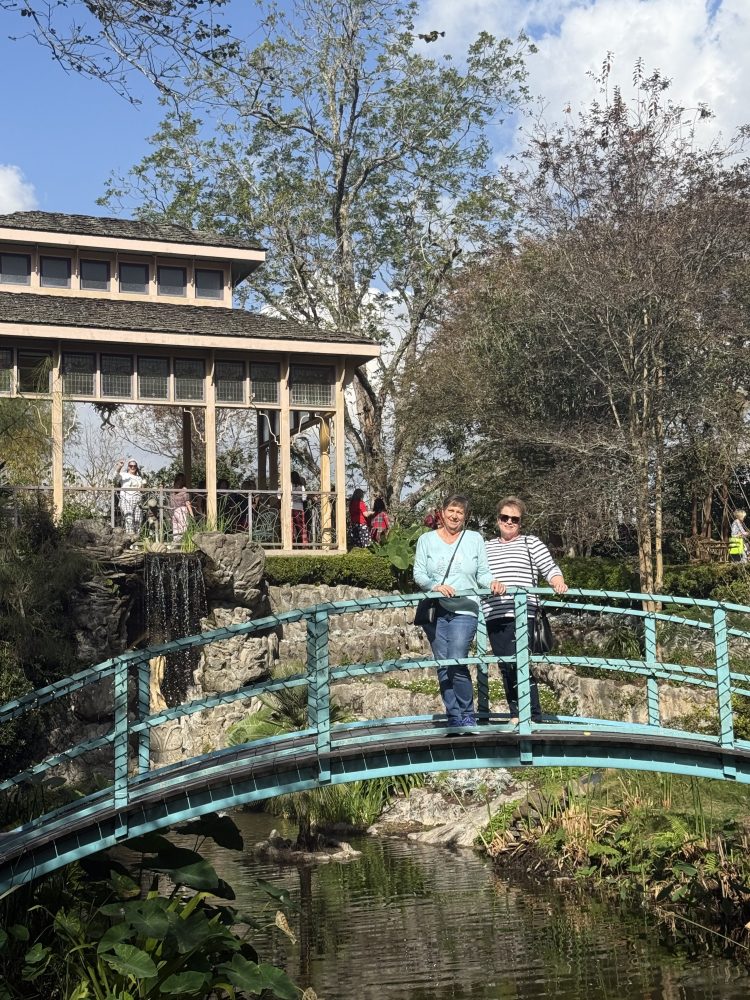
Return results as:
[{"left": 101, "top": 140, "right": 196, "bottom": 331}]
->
[{"left": 3, "top": 718, "right": 750, "bottom": 894}]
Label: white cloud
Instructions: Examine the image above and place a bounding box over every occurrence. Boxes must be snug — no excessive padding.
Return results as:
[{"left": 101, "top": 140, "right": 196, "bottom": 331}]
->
[
  {"left": 0, "top": 165, "right": 37, "bottom": 213},
  {"left": 417, "top": 0, "right": 750, "bottom": 145}
]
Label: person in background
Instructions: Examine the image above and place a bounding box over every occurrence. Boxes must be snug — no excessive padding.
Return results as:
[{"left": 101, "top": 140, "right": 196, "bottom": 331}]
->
[
  {"left": 423, "top": 507, "right": 443, "bottom": 530},
  {"left": 291, "top": 470, "right": 308, "bottom": 545},
  {"left": 368, "top": 496, "right": 390, "bottom": 543},
  {"left": 482, "top": 495, "right": 568, "bottom": 723},
  {"left": 413, "top": 494, "right": 506, "bottom": 729},
  {"left": 729, "top": 509, "right": 749, "bottom": 563},
  {"left": 348, "top": 487, "right": 371, "bottom": 547},
  {"left": 115, "top": 459, "right": 144, "bottom": 535},
  {"left": 170, "top": 473, "right": 193, "bottom": 544}
]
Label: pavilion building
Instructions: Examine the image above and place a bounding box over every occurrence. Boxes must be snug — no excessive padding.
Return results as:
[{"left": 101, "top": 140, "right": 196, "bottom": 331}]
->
[{"left": 0, "top": 211, "right": 378, "bottom": 552}]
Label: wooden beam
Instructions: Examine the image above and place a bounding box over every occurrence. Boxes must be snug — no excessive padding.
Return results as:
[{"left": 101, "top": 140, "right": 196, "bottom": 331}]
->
[
  {"left": 335, "top": 360, "right": 347, "bottom": 553},
  {"left": 205, "top": 351, "right": 217, "bottom": 524},
  {"left": 279, "top": 355, "right": 292, "bottom": 552},
  {"left": 319, "top": 415, "right": 332, "bottom": 549},
  {"left": 0, "top": 323, "right": 380, "bottom": 360},
  {"left": 51, "top": 342, "right": 64, "bottom": 522}
]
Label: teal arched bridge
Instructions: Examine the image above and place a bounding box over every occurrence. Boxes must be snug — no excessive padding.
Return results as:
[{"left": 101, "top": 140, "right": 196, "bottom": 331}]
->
[{"left": 2, "top": 587, "right": 750, "bottom": 895}]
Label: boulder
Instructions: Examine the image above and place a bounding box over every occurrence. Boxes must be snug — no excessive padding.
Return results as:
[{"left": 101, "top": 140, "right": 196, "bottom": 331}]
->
[
  {"left": 194, "top": 532, "right": 267, "bottom": 611},
  {"left": 70, "top": 575, "right": 131, "bottom": 666},
  {"left": 66, "top": 519, "right": 140, "bottom": 565},
  {"left": 199, "top": 606, "right": 276, "bottom": 694}
]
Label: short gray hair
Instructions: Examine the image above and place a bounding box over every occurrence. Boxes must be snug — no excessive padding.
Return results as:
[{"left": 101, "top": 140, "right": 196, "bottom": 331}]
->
[
  {"left": 442, "top": 493, "right": 470, "bottom": 515},
  {"left": 496, "top": 495, "right": 526, "bottom": 518}
]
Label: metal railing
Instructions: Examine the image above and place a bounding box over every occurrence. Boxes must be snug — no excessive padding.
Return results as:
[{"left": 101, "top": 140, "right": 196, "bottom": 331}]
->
[
  {"left": 0, "top": 484, "right": 340, "bottom": 549},
  {"left": 2, "top": 587, "right": 750, "bottom": 892}
]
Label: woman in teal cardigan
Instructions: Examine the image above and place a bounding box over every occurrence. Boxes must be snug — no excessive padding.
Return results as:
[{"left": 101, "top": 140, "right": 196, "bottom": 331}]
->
[{"left": 414, "top": 494, "right": 505, "bottom": 728}]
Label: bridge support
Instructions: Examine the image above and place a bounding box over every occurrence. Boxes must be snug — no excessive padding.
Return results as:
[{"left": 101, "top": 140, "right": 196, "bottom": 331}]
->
[
  {"left": 644, "top": 616, "right": 660, "bottom": 727},
  {"left": 515, "top": 593, "right": 533, "bottom": 764},
  {"left": 137, "top": 658, "right": 151, "bottom": 775},
  {"left": 113, "top": 656, "right": 130, "bottom": 839},
  {"left": 476, "top": 615, "right": 489, "bottom": 721},
  {"left": 714, "top": 607, "right": 736, "bottom": 778},
  {"left": 307, "top": 610, "right": 331, "bottom": 782}
]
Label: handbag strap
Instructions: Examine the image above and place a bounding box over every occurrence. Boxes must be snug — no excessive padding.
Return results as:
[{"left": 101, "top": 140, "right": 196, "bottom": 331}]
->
[
  {"left": 522, "top": 536, "right": 537, "bottom": 584},
  {"left": 523, "top": 537, "right": 548, "bottom": 617},
  {"left": 438, "top": 529, "right": 466, "bottom": 586},
  {"left": 523, "top": 536, "right": 542, "bottom": 602}
]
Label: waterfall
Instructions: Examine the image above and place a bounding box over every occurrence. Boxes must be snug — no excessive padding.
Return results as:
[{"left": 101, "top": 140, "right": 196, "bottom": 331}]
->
[{"left": 144, "top": 553, "right": 207, "bottom": 707}]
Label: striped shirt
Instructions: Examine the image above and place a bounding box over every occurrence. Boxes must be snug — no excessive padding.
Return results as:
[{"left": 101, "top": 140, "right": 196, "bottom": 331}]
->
[{"left": 482, "top": 534, "right": 562, "bottom": 622}]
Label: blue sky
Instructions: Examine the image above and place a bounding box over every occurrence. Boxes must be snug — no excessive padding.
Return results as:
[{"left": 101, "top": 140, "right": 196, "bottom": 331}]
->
[
  {"left": 2, "top": 1, "right": 749, "bottom": 216},
  {"left": 0, "top": 29, "right": 160, "bottom": 213}
]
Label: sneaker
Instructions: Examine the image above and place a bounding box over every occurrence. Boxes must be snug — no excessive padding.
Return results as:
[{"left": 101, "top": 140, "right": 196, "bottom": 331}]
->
[{"left": 459, "top": 715, "right": 477, "bottom": 727}]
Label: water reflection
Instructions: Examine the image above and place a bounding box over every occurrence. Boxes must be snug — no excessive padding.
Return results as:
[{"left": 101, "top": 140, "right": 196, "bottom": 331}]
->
[{"left": 190, "top": 812, "right": 750, "bottom": 999}]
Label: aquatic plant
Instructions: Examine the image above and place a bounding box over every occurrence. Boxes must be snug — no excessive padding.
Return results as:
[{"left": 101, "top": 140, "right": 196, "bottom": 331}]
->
[{"left": 0, "top": 813, "right": 300, "bottom": 999}]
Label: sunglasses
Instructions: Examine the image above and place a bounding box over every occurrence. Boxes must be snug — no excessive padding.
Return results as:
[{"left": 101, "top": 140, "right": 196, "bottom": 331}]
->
[{"left": 498, "top": 514, "right": 521, "bottom": 524}]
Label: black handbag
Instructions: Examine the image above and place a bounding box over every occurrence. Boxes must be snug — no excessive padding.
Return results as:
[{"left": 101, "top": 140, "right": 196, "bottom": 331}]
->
[
  {"left": 414, "top": 530, "right": 465, "bottom": 628},
  {"left": 524, "top": 537, "right": 556, "bottom": 654},
  {"left": 414, "top": 597, "right": 438, "bottom": 627}
]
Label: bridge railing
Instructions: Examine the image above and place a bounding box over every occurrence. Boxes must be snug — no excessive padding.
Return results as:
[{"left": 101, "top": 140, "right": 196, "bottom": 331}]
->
[{"left": 1, "top": 588, "right": 749, "bottom": 827}]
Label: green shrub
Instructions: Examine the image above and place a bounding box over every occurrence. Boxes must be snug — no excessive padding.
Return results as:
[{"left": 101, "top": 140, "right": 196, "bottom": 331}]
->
[
  {"left": 708, "top": 572, "right": 750, "bottom": 606},
  {"left": 265, "top": 550, "right": 396, "bottom": 590},
  {"left": 558, "top": 557, "right": 639, "bottom": 592},
  {"left": 663, "top": 562, "right": 749, "bottom": 600},
  {"left": 0, "top": 645, "right": 37, "bottom": 774}
]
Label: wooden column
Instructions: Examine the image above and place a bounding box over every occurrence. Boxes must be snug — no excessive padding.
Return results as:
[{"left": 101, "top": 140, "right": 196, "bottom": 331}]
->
[
  {"left": 279, "top": 356, "right": 292, "bottom": 552},
  {"left": 319, "top": 415, "right": 332, "bottom": 548},
  {"left": 335, "top": 360, "right": 347, "bottom": 552},
  {"left": 51, "top": 343, "right": 64, "bottom": 522},
  {"left": 182, "top": 408, "right": 192, "bottom": 487},
  {"left": 205, "top": 351, "right": 217, "bottom": 524}
]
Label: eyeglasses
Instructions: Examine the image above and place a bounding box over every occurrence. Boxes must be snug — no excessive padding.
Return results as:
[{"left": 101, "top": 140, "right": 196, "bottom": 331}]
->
[
  {"left": 498, "top": 514, "right": 521, "bottom": 524},
  {"left": 128, "top": 464, "right": 137, "bottom": 469}
]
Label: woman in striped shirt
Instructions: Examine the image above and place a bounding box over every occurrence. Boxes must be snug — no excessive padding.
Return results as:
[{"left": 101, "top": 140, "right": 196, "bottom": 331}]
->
[{"left": 482, "top": 496, "right": 568, "bottom": 723}]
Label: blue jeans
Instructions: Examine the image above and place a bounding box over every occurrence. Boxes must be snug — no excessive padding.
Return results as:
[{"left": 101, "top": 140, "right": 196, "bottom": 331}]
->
[{"left": 422, "top": 608, "right": 478, "bottom": 724}]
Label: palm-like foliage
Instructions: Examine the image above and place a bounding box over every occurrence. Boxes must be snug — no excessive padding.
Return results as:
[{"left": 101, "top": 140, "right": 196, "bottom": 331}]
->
[{"left": 228, "top": 674, "right": 348, "bottom": 849}]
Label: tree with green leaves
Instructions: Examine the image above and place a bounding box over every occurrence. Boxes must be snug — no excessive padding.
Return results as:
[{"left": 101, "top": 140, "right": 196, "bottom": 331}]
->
[
  {"left": 411, "top": 62, "right": 750, "bottom": 589},
  {"left": 101, "top": 0, "right": 532, "bottom": 505},
  {"left": 2, "top": 0, "right": 238, "bottom": 99}
]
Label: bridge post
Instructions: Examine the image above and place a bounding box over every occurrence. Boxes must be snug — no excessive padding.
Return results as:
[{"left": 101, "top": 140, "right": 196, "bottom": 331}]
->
[
  {"left": 307, "top": 609, "right": 331, "bottom": 782},
  {"left": 136, "top": 657, "right": 151, "bottom": 775},
  {"left": 644, "top": 616, "right": 660, "bottom": 727},
  {"left": 515, "top": 592, "right": 533, "bottom": 763},
  {"left": 113, "top": 655, "right": 130, "bottom": 836},
  {"left": 713, "top": 607, "right": 735, "bottom": 758},
  {"left": 476, "top": 612, "right": 489, "bottom": 722}
]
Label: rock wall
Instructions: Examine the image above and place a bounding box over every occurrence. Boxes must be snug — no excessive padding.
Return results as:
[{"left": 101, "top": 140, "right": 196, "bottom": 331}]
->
[
  {"left": 269, "top": 583, "right": 429, "bottom": 666},
  {"left": 55, "top": 530, "right": 714, "bottom": 785}
]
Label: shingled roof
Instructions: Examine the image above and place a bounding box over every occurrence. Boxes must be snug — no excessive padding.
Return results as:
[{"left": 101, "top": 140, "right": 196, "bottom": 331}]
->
[
  {"left": 0, "top": 211, "right": 264, "bottom": 253},
  {"left": 0, "top": 290, "right": 374, "bottom": 346}
]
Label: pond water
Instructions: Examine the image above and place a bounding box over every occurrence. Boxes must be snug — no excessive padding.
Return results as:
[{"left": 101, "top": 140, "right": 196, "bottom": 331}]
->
[{"left": 195, "top": 812, "right": 750, "bottom": 1000}]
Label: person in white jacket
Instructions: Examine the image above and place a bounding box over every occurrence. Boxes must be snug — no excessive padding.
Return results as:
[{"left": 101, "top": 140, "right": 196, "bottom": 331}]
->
[{"left": 115, "top": 458, "right": 144, "bottom": 535}]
